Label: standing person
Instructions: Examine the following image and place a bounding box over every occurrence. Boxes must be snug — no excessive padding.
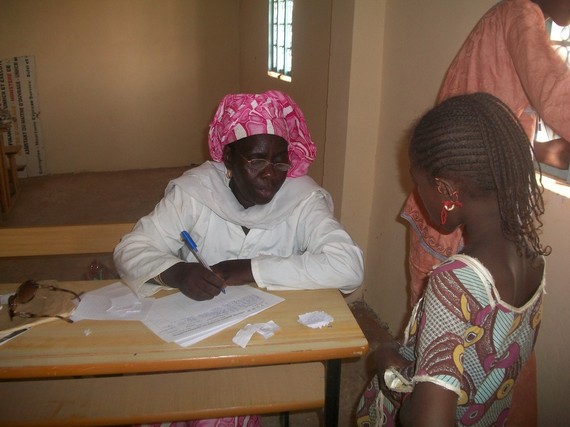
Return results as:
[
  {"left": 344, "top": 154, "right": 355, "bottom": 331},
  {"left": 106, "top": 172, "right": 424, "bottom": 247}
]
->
[
  {"left": 402, "top": 0, "right": 569, "bottom": 306},
  {"left": 114, "top": 90, "right": 364, "bottom": 427},
  {"left": 357, "top": 93, "right": 551, "bottom": 427},
  {"left": 399, "top": 4, "right": 568, "bottom": 422}
]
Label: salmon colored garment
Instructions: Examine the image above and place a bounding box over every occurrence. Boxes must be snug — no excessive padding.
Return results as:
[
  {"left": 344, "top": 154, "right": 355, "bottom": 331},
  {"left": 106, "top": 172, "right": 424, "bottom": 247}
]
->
[{"left": 402, "top": 0, "right": 570, "bottom": 306}]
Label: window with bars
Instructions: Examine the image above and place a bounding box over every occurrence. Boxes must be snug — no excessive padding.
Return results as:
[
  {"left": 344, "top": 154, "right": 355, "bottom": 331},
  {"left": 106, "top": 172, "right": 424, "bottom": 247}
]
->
[
  {"left": 268, "top": 0, "right": 293, "bottom": 82},
  {"left": 535, "top": 21, "right": 570, "bottom": 183}
]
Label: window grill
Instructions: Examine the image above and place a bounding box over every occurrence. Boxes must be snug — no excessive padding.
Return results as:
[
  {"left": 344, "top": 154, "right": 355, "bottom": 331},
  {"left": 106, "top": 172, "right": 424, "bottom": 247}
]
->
[{"left": 268, "top": 0, "right": 293, "bottom": 82}]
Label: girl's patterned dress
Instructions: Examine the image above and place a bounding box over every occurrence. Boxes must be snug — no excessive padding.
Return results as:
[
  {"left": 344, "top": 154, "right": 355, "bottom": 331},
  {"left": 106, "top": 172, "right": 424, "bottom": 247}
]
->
[{"left": 356, "top": 254, "right": 545, "bottom": 427}]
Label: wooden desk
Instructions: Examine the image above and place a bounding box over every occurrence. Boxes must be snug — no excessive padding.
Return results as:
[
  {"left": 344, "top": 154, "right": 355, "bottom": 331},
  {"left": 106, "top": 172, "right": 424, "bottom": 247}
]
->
[{"left": 0, "top": 280, "right": 368, "bottom": 426}]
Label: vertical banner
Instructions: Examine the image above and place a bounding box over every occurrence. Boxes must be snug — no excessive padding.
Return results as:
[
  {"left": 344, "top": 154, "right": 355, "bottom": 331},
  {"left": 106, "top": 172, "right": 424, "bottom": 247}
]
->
[{"left": 0, "top": 55, "right": 46, "bottom": 177}]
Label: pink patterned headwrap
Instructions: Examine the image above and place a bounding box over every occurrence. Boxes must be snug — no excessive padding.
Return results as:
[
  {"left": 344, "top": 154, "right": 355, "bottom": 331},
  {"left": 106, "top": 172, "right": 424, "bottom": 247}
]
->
[{"left": 208, "top": 90, "right": 316, "bottom": 177}]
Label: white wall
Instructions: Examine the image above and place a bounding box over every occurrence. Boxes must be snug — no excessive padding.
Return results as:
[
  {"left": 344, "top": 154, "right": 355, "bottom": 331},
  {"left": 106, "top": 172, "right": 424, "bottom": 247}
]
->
[
  {"left": 534, "top": 189, "right": 570, "bottom": 424},
  {"left": 0, "top": 0, "right": 241, "bottom": 173}
]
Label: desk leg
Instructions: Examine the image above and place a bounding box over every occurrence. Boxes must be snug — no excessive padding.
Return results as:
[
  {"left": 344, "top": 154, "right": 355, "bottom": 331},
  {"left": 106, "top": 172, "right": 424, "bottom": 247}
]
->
[
  {"left": 324, "top": 359, "right": 341, "bottom": 427},
  {"left": 279, "top": 411, "right": 289, "bottom": 427}
]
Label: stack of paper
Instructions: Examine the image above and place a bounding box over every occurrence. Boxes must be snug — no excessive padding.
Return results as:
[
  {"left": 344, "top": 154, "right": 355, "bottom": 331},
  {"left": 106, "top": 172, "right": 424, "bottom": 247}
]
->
[{"left": 143, "top": 285, "right": 284, "bottom": 347}]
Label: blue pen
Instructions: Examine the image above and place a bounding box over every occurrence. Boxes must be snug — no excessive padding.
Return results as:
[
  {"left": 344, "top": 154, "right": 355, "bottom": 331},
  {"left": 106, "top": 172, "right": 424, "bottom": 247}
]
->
[{"left": 181, "top": 230, "right": 225, "bottom": 293}]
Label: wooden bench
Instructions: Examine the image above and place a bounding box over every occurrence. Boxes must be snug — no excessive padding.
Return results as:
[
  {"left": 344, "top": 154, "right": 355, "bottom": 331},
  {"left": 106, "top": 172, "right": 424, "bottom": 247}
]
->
[
  {"left": 0, "top": 223, "right": 135, "bottom": 257},
  {"left": 0, "top": 223, "right": 327, "bottom": 426},
  {"left": 0, "top": 363, "right": 324, "bottom": 427}
]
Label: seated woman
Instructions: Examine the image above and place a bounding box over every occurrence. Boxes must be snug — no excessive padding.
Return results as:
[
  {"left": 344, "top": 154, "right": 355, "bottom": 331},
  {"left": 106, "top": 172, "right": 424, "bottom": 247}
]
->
[
  {"left": 356, "top": 93, "right": 550, "bottom": 426},
  {"left": 114, "top": 90, "right": 363, "bottom": 300},
  {"left": 115, "top": 90, "right": 364, "bottom": 426}
]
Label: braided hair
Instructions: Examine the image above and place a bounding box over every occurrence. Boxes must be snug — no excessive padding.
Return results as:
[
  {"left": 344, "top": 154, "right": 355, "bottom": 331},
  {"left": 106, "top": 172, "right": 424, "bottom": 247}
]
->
[{"left": 409, "top": 92, "right": 551, "bottom": 259}]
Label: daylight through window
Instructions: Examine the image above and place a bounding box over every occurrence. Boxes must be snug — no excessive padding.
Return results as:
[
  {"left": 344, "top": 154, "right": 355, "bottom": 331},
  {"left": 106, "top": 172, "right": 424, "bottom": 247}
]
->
[
  {"left": 535, "top": 21, "right": 570, "bottom": 183},
  {"left": 268, "top": 0, "right": 293, "bottom": 82}
]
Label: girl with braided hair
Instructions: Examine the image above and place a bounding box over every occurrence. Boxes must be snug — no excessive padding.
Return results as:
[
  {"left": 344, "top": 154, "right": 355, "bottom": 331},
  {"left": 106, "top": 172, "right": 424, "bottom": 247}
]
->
[
  {"left": 400, "top": 2, "right": 569, "bottom": 421},
  {"left": 402, "top": 0, "right": 569, "bottom": 308},
  {"left": 356, "top": 93, "right": 550, "bottom": 427}
]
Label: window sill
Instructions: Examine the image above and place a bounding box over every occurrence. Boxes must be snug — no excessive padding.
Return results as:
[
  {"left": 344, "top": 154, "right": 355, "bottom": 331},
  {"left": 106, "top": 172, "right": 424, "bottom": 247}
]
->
[
  {"left": 541, "top": 173, "right": 570, "bottom": 198},
  {"left": 267, "top": 71, "right": 292, "bottom": 82}
]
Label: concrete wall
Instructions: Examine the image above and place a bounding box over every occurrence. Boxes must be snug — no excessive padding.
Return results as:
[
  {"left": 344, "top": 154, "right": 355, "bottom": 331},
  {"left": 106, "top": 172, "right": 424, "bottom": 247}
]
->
[
  {"left": 0, "top": 0, "right": 336, "bottom": 185},
  {"left": 0, "top": 0, "right": 240, "bottom": 173}
]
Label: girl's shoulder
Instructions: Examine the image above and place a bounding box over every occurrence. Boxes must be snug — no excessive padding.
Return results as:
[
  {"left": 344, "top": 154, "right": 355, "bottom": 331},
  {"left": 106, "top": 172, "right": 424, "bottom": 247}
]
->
[
  {"left": 428, "top": 254, "right": 496, "bottom": 306},
  {"left": 429, "top": 254, "right": 545, "bottom": 312},
  {"left": 430, "top": 254, "right": 490, "bottom": 281}
]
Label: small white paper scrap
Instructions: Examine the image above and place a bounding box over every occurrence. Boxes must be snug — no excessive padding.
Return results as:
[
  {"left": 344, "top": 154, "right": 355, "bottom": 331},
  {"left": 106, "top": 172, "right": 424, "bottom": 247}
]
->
[
  {"left": 298, "top": 311, "right": 334, "bottom": 329},
  {"left": 232, "top": 321, "right": 280, "bottom": 348}
]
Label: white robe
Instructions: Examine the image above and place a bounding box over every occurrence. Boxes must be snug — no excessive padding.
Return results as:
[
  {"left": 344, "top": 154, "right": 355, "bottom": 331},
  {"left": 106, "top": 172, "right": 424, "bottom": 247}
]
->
[{"left": 113, "top": 161, "right": 364, "bottom": 297}]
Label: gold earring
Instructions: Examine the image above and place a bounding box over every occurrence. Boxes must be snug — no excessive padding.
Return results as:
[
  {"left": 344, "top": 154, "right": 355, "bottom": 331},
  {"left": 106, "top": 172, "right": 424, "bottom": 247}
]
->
[{"left": 226, "top": 169, "right": 232, "bottom": 179}]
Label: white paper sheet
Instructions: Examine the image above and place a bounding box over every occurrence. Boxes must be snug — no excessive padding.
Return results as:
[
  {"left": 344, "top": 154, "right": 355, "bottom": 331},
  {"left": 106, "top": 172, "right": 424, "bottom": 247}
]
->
[
  {"left": 70, "top": 282, "right": 153, "bottom": 321},
  {"left": 142, "top": 284, "right": 284, "bottom": 347}
]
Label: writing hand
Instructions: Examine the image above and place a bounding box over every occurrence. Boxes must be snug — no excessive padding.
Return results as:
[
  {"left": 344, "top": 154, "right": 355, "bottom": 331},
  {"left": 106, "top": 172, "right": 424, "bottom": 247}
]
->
[{"left": 161, "top": 262, "right": 226, "bottom": 301}]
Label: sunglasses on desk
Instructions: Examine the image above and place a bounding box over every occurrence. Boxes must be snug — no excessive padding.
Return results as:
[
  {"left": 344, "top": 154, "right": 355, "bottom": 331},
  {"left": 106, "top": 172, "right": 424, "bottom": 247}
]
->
[{"left": 8, "top": 280, "right": 82, "bottom": 323}]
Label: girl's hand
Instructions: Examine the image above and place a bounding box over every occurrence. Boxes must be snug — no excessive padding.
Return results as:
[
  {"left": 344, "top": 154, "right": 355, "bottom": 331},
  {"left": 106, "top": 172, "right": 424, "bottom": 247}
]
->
[
  {"left": 374, "top": 341, "right": 409, "bottom": 376},
  {"left": 374, "top": 341, "right": 413, "bottom": 407}
]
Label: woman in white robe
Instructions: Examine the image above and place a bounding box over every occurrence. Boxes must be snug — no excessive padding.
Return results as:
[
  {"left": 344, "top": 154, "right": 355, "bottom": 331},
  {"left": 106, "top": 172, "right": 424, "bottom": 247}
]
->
[{"left": 114, "top": 90, "right": 364, "bottom": 302}]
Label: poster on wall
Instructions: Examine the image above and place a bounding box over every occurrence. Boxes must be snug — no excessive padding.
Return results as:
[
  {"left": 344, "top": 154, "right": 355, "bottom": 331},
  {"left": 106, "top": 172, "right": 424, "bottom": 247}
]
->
[{"left": 0, "top": 55, "right": 46, "bottom": 177}]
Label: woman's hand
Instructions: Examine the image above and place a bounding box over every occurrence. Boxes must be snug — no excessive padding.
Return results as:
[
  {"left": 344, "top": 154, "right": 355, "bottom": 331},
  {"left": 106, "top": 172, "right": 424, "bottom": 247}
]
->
[
  {"left": 211, "top": 259, "right": 254, "bottom": 286},
  {"left": 534, "top": 137, "right": 570, "bottom": 170},
  {"left": 160, "top": 262, "right": 226, "bottom": 301}
]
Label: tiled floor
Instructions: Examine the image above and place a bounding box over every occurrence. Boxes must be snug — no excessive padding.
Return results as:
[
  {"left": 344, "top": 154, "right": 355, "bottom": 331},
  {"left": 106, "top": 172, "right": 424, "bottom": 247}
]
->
[{"left": 1, "top": 167, "right": 393, "bottom": 426}]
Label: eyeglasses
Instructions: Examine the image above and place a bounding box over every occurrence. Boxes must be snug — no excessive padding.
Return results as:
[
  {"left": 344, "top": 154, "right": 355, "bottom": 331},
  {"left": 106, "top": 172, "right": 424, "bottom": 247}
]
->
[
  {"left": 234, "top": 152, "right": 291, "bottom": 173},
  {"left": 8, "top": 280, "right": 82, "bottom": 324}
]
